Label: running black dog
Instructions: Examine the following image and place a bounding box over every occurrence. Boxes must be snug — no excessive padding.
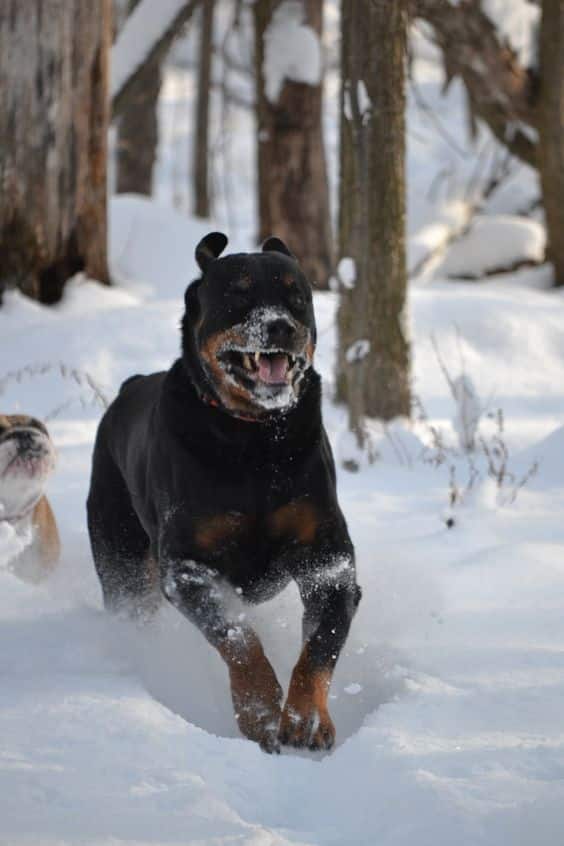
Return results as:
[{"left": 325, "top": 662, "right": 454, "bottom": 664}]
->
[{"left": 87, "top": 233, "right": 361, "bottom": 752}]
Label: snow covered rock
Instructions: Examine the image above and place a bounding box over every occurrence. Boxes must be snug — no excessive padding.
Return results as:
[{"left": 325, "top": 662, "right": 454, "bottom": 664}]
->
[{"left": 437, "top": 215, "right": 545, "bottom": 280}]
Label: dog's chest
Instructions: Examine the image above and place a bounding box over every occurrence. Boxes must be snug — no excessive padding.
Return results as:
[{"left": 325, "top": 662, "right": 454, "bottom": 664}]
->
[{"left": 191, "top": 496, "right": 319, "bottom": 598}]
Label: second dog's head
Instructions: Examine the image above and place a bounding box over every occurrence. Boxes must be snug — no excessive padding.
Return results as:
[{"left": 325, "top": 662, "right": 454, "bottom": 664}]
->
[
  {"left": 0, "top": 415, "right": 56, "bottom": 522},
  {"left": 182, "top": 233, "right": 317, "bottom": 419}
]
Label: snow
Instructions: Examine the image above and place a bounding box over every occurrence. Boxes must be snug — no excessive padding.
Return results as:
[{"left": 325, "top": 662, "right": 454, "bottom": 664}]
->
[
  {"left": 2, "top": 192, "right": 564, "bottom": 843},
  {"left": 0, "top": 520, "right": 29, "bottom": 569},
  {"left": 111, "top": 0, "right": 190, "bottom": 100},
  {"left": 435, "top": 215, "right": 545, "bottom": 279},
  {"left": 345, "top": 339, "right": 370, "bottom": 364},
  {"left": 3, "top": 3, "right": 564, "bottom": 843},
  {"left": 483, "top": 0, "right": 540, "bottom": 69},
  {"left": 337, "top": 256, "right": 356, "bottom": 289},
  {"left": 451, "top": 373, "right": 481, "bottom": 453},
  {"left": 263, "top": 1, "right": 322, "bottom": 103}
]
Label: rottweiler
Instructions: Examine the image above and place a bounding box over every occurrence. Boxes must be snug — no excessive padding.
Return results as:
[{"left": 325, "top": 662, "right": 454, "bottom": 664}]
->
[{"left": 87, "top": 233, "right": 361, "bottom": 753}]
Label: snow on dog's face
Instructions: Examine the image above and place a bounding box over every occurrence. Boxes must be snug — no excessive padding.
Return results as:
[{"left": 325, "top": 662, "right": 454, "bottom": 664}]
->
[
  {"left": 0, "top": 415, "right": 56, "bottom": 522},
  {"left": 183, "top": 233, "right": 316, "bottom": 418}
]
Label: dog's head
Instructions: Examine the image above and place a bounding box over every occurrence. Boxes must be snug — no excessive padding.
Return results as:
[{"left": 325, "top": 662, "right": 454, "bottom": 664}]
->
[
  {"left": 0, "top": 415, "right": 56, "bottom": 521},
  {"left": 182, "top": 233, "right": 316, "bottom": 418}
]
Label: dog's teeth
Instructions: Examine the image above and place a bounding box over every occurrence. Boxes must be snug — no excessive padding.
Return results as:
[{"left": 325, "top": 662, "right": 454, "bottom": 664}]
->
[
  {"left": 254, "top": 351, "right": 261, "bottom": 365},
  {"left": 242, "top": 353, "right": 252, "bottom": 370}
]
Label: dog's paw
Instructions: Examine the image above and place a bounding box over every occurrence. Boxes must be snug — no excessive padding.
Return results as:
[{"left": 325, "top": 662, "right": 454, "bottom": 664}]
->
[
  {"left": 278, "top": 702, "right": 335, "bottom": 751},
  {"left": 278, "top": 658, "right": 335, "bottom": 751},
  {"left": 278, "top": 705, "right": 335, "bottom": 751},
  {"left": 229, "top": 651, "right": 283, "bottom": 753},
  {"left": 234, "top": 695, "right": 282, "bottom": 753}
]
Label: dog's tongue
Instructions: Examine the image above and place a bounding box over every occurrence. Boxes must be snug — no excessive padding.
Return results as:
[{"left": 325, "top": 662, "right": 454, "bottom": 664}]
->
[{"left": 258, "top": 353, "right": 289, "bottom": 384}]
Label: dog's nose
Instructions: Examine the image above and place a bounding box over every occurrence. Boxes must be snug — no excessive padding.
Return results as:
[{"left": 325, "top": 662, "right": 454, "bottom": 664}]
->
[
  {"left": 266, "top": 317, "right": 296, "bottom": 347},
  {"left": 14, "top": 430, "right": 35, "bottom": 450}
]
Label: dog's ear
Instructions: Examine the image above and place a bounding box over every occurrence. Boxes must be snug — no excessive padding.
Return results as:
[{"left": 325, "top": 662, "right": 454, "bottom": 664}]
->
[
  {"left": 261, "top": 236, "right": 294, "bottom": 258},
  {"left": 195, "top": 232, "right": 228, "bottom": 272}
]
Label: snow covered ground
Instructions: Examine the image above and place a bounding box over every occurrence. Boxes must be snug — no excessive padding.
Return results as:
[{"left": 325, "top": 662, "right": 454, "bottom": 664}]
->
[{"left": 2, "top": 8, "right": 564, "bottom": 845}]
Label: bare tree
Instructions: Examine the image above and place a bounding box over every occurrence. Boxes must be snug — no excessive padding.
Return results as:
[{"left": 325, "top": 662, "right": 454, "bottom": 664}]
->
[
  {"left": 112, "top": 0, "right": 200, "bottom": 119},
  {"left": 336, "top": 0, "right": 410, "bottom": 440},
  {"left": 412, "top": 0, "right": 564, "bottom": 287},
  {"left": 193, "top": 0, "right": 216, "bottom": 217},
  {"left": 115, "top": 0, "right": 162, "bottom": 196},
  {"left": 539, "top": 0, "right": 564, "bottom": 286},
  {"left": 253, "top": 0, "right": 333, "bottom": 288},
  {"left": 0, "top": 0, "right": 111, "bottom": 304}
]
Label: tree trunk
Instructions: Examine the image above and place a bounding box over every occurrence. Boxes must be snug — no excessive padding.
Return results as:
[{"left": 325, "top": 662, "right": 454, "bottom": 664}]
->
[
  {"left": 336, "top": 0, "right": 410, "bottom": 437},
  {"left": 0, "top": 0, "right": 111, "bottom": 305},
  {"left": 412, "top": 0, "right": 538, "bottom": 167},
  {"left": 116, "top": 0, "right": 162, "bottom": 196},
  {"left": 539, "top": 0, "right": 564, "bottom": 286},
  {"left": 111, "top": 0, "right": 200, "bottom": 119},
  {"left": 253, "top": 0, "right": 333, "bottom": 288},
  {"left": 193, "top": 0, "right": 215, "bottom": 218}
]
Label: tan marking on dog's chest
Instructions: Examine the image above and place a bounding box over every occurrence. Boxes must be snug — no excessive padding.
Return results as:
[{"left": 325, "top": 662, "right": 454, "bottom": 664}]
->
[
  {"left": 268, "top": 499, "right": 318, "bottom": 545},
  {"left": 194, "top": 511, "right": 252, "bottom": 552}
]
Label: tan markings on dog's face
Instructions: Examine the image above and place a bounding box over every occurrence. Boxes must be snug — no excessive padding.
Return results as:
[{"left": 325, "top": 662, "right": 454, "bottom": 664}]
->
[
  {"left": 194, "top": 511, "right": 251, "bottom": 553},
  {"left": 0, "top": 414, "right": 31, "bottom": 431},
  {"left": 199, "top": 310, "right": 314, "bottom": 418},
  {"left": 305, "top": 337, "right": 315, "bottom": 365},
  {"left": 0, "top": 415, "right": 49, "bottom": 437},
  {"left": 283, "top": 273, "right": 296, "bottom": 288},
  {"left": 268, "top": 499, "right": 318, "bottom": 545},
  {"left": 200, "top": 327, "right": 261, "bottom": 416}
]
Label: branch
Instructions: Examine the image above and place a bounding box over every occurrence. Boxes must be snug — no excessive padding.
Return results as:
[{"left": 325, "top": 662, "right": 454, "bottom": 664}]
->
[
  {"left": 411, "top": 0, "right": 539, "bottom": 168},
  {"left": 112, "top": 0, "right": 200, "bottom": 120}
]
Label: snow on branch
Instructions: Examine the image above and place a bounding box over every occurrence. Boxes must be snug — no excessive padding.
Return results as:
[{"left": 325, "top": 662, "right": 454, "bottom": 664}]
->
[
  {"left": 411, "top": 0, "right": 539, "bottom": 167},
  {"left": 111, "top": 0, "right": 200, "bottom": 118},
  {"left": 263, "top": 0, "right": 322, "bottom": 103}
]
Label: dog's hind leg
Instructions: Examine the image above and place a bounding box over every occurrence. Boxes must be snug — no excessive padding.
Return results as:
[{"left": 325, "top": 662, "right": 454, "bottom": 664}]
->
[{"left": 87, "top": 436, "right": 158, "bottom": 620}]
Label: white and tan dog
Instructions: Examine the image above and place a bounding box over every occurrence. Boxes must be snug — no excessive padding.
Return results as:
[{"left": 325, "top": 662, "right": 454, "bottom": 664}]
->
[{"left": 0, "top": 414, "right": 60, "bottom": 581}]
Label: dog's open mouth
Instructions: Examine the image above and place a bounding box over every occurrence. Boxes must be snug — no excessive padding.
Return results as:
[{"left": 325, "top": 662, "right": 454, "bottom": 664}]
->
[
  {"left": 218, "top": 348, "right": 305, "bottom": 388},
  {"left": 2, "top": 450, "right": 52, "bottom": 481}
]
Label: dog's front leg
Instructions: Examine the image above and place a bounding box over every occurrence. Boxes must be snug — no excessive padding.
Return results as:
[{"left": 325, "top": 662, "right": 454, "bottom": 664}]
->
[
  {"left": 161, "top": 558, "right": 283, "bottom": 752},
  {"left": 279, "top": 556, "right": 361, "bottom": 751}
]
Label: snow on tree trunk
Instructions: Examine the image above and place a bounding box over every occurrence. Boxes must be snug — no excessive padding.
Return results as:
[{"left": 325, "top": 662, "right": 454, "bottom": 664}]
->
[
  {"left": 336, "top": 0, "right": 410, "bottom": 436},
  {"left": 253, "top": 0, "right": 333, "bottom": 289},
  {"left": 539, "top": 0, "right": 564, "bottom": 287},
  {"left": 111, "top": 0, "right": 199, "bottom": 118},
  {"left": 0, "top": 0, "right": 111, "bottom": 304},
  {"left": 193, "top": 0, "right": 215, "bottom": 218},
  {"left": 116, "top": 0, "right": 162, "bottom": 196}
]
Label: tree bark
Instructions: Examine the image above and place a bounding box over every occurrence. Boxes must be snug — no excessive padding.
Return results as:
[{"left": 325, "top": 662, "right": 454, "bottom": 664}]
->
[
  {"left": 253, "top": 0, "right": 333, "bottom": 288},
  {"left": 0, "top": 0, "right": 111, "bottom": 304},
  {"left": 116, "top": 0, "right": 162, "bottom": 196},
  {"left": 111, "top": 0, "right": 200, "bottom": 120},
  {"left": 193, "top": 0, "right": 215, "bottom": 218},
  {"left": 539, "top": 0, "right": 564, "bottom": 286},
  {"left": 412, "top": 0, "right": 539, "bottom": 167},
  {"left": 336, "top": 0, "right": 410, "bottom": 434}
]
